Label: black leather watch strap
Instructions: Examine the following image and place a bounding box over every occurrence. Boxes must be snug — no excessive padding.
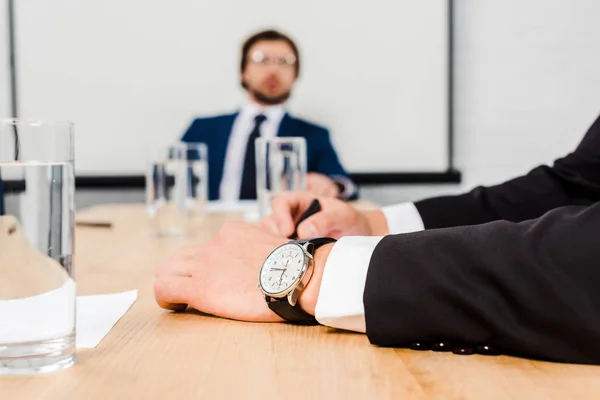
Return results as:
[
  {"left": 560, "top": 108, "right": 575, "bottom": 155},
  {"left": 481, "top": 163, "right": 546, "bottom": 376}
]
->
[
  {"left": 266, "top": 237, "right": 336, "bottom": 324},
  {"left": 290, "top": 237, "right": 337, "bottom": 255},
  {"left": 265, "top": 296, "right": 318, "bottom": 325}
]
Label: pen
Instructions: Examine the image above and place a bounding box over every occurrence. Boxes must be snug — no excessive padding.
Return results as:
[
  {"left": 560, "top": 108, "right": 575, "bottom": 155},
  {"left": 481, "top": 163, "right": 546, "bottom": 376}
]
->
[{"left": 76, "top": 221, "right": 113, "bottom": 228}]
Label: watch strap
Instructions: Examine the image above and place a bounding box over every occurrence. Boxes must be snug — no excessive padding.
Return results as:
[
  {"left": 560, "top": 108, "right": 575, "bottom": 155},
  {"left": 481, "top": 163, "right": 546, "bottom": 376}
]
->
[
  {"left": 265, "top": 295, "right": 318, "bottom": 325},
  {"left": 290, "top": 237, "right": 337, "bottom": 255}
]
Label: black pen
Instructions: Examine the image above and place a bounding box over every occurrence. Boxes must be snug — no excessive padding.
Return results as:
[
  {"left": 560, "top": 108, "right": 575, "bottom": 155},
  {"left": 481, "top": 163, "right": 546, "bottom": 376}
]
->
[
  {"left": 76, "top": 221, "right": 113, "bottom": 228},
  {"left": 289, "top": 199, "right": 321, "bottom": 239}
]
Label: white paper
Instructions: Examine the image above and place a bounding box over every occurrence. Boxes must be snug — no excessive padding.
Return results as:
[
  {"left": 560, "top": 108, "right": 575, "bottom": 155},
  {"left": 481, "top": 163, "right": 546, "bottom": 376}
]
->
[
  {"left": 205, "top": 200, "right": 258, "bottom": 213},
  {"left": 76, "top": 290, "right": 137, "bottom": 348},
  {"left": 0, "top": 280, "right": 76, "bottom": 343},
  {"left": 0, "top": 281, "right": 137, "bottom": 349}
]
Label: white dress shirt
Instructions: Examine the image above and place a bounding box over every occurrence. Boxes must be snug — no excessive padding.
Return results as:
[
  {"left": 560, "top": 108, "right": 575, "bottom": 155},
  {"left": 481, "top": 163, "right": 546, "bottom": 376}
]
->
[
  {"left": 315, "top": 202, "right": 425, "bottom": 333},
  {"left": 219, "top": 102, "right": 286, "bottom": 201}
]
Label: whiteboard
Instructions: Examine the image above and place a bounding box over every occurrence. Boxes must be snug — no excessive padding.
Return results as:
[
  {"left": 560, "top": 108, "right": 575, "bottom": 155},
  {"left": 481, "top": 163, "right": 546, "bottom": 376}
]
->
[{"left": 15, "top": 0, "right": 450, "bottom": 175}]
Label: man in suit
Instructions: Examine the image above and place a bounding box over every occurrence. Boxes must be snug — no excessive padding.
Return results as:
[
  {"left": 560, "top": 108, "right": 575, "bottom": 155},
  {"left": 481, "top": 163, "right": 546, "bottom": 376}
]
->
[
  {"left": 155, "top": 112, "right": 600, "bottom": 365},
  {"left": 182, "top": 29, "right": 356, "bottom": 201}
]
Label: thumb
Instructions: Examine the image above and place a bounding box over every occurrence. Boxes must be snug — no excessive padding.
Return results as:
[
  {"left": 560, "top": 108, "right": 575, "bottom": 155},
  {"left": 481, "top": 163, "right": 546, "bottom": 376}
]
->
[
  {"left": 154, "top": 275, "right": 197, "bottom": 311},
  {"left": 297, "top": 212, "right": 337, "bottom": 238},
  {"left": 269, "top": 194, "right": 313, "bottom": 237}
]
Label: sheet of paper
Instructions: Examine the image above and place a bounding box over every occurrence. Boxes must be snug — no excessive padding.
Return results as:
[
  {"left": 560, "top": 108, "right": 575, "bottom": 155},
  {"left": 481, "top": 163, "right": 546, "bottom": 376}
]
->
[
  {"left": 205, "top": 200, "right": 258, "bottom": 213},
  {"left": 76, "top": 290, "right": 137, "bottom": 348},
  {"left": 0, "top": 280, "right": 76, "bottom": 343},
  {"left": 0, "top": 281, "right": 137, "bottom": 349},
  {"left": 205, "top": 200, "right": 261, "bottom": 222}
]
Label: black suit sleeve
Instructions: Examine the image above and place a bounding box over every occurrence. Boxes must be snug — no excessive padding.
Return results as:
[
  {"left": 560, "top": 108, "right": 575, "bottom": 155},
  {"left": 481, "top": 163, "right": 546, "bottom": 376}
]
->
[
  {"left": 364, "top": 202, "right": 600, "bottom": 364},
  {"left": 415, "top": 113, "right": 600, "bottom": 228}
]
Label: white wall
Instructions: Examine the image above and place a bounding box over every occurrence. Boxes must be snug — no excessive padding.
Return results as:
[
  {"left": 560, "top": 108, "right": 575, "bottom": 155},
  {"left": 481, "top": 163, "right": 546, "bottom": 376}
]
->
[
  {"left": 8, "top": 0, "right": 600, "bottom": 207},
  {"left": 0, "top": 0, "right": 11, "bottom": 118},
  {"left": 362, "top": 0, "right": 600, "bottom": 205},
  {"left": 15, "top": 0, "right": 449, "bottom": 175}
]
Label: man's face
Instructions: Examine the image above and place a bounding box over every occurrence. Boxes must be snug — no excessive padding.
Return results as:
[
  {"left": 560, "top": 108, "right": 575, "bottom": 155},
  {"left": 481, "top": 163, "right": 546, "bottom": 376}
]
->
[{"left": 242, "top": 40, "right": 297, "bottom": 105}]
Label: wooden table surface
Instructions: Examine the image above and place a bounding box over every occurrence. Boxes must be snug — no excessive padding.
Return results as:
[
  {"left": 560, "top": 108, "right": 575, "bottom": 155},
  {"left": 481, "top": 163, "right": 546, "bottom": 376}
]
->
[{"left": 2, "top": 204, "right": 600, "bottom": 400}]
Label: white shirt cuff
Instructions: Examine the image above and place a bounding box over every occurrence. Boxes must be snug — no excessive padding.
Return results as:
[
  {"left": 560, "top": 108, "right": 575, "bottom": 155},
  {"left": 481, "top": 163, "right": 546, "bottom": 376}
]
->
[
  {"left": 382, "top": 202, "right": 425, "bottom": 234},
  {"left": 331, "top": 175, "right": 357, "bottom": 200},
  {"left": 315, "top": 236, "right": 384, "bottom": 333}
]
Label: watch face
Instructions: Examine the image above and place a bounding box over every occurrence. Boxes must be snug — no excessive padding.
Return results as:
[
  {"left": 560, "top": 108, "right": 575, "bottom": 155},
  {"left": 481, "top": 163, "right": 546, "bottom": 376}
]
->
[{"left": 259, "top": 243, "right": 307, "bottom": 296}]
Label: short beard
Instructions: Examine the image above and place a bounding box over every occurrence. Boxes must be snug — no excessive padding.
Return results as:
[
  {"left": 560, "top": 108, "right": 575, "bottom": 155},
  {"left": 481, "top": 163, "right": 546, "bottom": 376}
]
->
[{"left": 250, "top": 88, "right": 291, "bottom": 105}]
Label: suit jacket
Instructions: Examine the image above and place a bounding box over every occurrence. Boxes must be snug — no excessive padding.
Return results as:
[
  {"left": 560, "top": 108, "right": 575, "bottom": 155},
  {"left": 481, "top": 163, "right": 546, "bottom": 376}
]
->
[
  {"left": 181, "top": 112, "right": 354, "bottom": 201},
  {"left": 364, "top": 112, "right": 600, "bottom": 364},
  {"left": 414, "top": 113, "right": 600, "bottom": 228},
  {"left": 365, "top": 203, "right": 600, "bottom": 364}
]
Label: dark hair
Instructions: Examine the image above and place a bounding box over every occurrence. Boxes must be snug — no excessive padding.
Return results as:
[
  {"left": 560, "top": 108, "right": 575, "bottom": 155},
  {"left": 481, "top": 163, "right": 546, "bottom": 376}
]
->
[{"left": 240, "top": 29, "right": 300, "bottom": 87}]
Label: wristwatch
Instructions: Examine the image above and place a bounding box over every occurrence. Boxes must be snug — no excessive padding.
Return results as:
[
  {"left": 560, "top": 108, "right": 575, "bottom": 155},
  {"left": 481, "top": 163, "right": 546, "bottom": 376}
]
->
[{"left": 258, "top": 238, "right": 336, "bottom": 325}]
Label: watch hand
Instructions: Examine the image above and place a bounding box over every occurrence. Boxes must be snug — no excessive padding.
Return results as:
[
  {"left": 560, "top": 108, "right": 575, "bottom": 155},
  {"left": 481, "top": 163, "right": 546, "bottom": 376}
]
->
[{"left": 278, "top": 269, "right": 286, "bottom": 283}]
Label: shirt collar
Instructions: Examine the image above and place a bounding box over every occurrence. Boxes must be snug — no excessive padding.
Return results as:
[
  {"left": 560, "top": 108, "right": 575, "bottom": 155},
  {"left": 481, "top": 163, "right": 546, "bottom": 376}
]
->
[{"left": 241, "top": 100, "right": 286, "bottom": 123}]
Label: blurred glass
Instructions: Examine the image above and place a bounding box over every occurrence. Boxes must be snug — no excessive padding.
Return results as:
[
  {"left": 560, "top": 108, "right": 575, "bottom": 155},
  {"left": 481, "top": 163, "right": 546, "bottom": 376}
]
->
[
  {"left": 256, "top": 137, "right": 306, "bottom": 219},
  {"left": 146, "top": 142, "right": 208, "bottom": 236},
  {"left": 0, "top": 119, "right": 76, "bottom": 375}
]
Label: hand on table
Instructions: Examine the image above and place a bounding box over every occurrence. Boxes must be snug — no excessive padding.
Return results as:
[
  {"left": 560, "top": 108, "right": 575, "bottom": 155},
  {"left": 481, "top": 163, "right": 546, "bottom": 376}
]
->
[
  {"left": 306, "top": 173, "right": 340, "bottom": 198},
  {"left": 154, "top": 222, "right": 333, "bottom": 321},
  {"left": 260, "top": 192, "right": 389, "bottom": 239}
]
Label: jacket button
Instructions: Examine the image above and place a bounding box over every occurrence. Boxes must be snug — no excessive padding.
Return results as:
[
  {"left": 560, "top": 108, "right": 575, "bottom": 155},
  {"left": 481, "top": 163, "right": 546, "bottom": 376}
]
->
[
  {"left": 432, "top": 342, "right": 453, "bottom": 352},
  {"left": 476, "top": 345, "right": 501, "bottom": 356},
  {"left": 452, "top": 346, "right": 475, "bottom": 355},
  {"left": 409, "top": 342, "right": 432, "bottom": 351}
]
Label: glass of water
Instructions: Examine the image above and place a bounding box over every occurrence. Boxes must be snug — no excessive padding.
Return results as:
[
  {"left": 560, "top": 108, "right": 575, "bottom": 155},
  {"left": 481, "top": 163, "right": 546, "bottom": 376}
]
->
[
  {"left": 0, "top": 119, "right": 75, "bottom": 375},
  {"left": 146, "top": 142, "right": 208, "bottom": 236},
  {"left": 256, "top": 137, "right": 306, "bottom": 219}
]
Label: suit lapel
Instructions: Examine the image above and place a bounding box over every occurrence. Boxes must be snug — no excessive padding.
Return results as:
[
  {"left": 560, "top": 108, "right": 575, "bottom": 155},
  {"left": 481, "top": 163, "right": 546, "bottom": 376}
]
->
[
  {"left": 277, "top": 113, "right": 299, "bottom": 137},
  {"left": 210, "top": 113, "right": 238, "bottom": 200}
]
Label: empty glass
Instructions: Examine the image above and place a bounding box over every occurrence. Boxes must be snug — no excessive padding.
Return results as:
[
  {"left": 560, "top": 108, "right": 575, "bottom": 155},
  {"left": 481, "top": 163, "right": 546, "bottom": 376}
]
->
[
  {"left": 0, "top": 119, "right": 76, "bottom": 375},
  {"left": 256, "top": 137, "right": 306, "bottom": 219},
  {"left": 146, "top": 142, "right": 208, "bottom": 236}
]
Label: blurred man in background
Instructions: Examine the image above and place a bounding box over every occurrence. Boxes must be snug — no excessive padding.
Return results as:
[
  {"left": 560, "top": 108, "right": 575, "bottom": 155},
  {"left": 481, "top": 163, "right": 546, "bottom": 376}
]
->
[{"left": 182, "top": 29, "right": 356, "bottom": 201}]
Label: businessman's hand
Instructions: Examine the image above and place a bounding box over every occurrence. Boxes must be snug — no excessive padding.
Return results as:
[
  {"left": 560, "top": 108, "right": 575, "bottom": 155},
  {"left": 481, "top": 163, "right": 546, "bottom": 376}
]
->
[
  {"left": 261, "top": 192, "right": 389, "bottom": 239},
  {"left": 306, "top": 173, "right": 339, "bottom": 198},
  {"left": 154, "top": 222, "right": 333, "bottom": 320}
]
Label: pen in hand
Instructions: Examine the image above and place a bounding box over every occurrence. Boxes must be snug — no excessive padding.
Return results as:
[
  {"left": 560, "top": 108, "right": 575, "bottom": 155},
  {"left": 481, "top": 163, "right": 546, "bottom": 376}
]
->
[{"left": 288, "top": 199, "right": 321, "bottom": 239}]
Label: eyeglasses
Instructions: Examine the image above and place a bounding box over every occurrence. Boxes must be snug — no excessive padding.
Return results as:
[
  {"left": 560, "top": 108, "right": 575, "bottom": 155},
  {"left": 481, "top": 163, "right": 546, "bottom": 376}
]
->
[{"left": 250, "top": 50, "right": 296, "bottom": 67}]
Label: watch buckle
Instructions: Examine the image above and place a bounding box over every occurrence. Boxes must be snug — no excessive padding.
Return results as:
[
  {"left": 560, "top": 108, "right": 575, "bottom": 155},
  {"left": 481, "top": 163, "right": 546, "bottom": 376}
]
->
[{"left": 287, "top": 282, "right": 304, "bottom": 306}]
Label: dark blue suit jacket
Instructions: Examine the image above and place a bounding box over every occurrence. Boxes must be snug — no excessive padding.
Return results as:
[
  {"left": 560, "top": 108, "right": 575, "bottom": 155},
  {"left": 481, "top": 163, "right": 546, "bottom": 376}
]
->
[{"left": 181, "top": 112, "right": 353, "bottom": 200}]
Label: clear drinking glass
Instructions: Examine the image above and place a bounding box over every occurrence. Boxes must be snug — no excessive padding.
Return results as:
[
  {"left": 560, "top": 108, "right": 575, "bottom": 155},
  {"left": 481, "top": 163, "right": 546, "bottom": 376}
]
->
[
  {"left": 146, "top": 142, "right": 208, "bottom": 236},
  {"left": 256, "top": 137, "right": 306, "bottom": 219},
  {"left": 0, "top": 119, "right": 76, "bottom": 375}
]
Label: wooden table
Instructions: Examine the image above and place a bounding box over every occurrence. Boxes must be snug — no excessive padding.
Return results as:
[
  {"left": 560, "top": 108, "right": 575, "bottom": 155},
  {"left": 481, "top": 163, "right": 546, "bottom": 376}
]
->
[{"left": 2, "top": 204, "right": 600, "bottom": 399}]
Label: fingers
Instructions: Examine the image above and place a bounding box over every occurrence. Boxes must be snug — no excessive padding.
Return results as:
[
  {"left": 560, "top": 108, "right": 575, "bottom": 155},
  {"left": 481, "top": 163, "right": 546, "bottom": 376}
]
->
[
  {"left": 306, "top": 173, "right": 339, "bottom": 198},
  {"left": 322, "top": 185, "right": 339, "bottom": 198},
  {"left": 154, "top": 275, "right": 198, "bottom": 311},
  {"left": 263, "top": 192, "right": 314, "bottom": 236},
  {"left": 307, "top": 184, "right": 330, "bottom": 197},
  {"left": 296, "top": 203, "right": 346, "bottom": 238}
]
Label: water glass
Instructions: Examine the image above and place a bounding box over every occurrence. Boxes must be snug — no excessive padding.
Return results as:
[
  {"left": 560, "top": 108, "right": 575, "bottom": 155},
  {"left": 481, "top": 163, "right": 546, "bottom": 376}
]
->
[
  {"left": 0, "top": 119, "right": 76, "bottom": 375},
  {"left": 146, "top": 142, "right": 208, "bottom": 236},
  {"left": 256, "top": 137, "right": 306, "bottom": 218}
]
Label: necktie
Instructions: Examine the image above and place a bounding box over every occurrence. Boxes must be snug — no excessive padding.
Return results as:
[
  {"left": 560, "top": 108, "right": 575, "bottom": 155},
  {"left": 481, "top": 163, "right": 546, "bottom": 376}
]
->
[{"left": 239, "top": 114, "right": 267, "bottom": 199}]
